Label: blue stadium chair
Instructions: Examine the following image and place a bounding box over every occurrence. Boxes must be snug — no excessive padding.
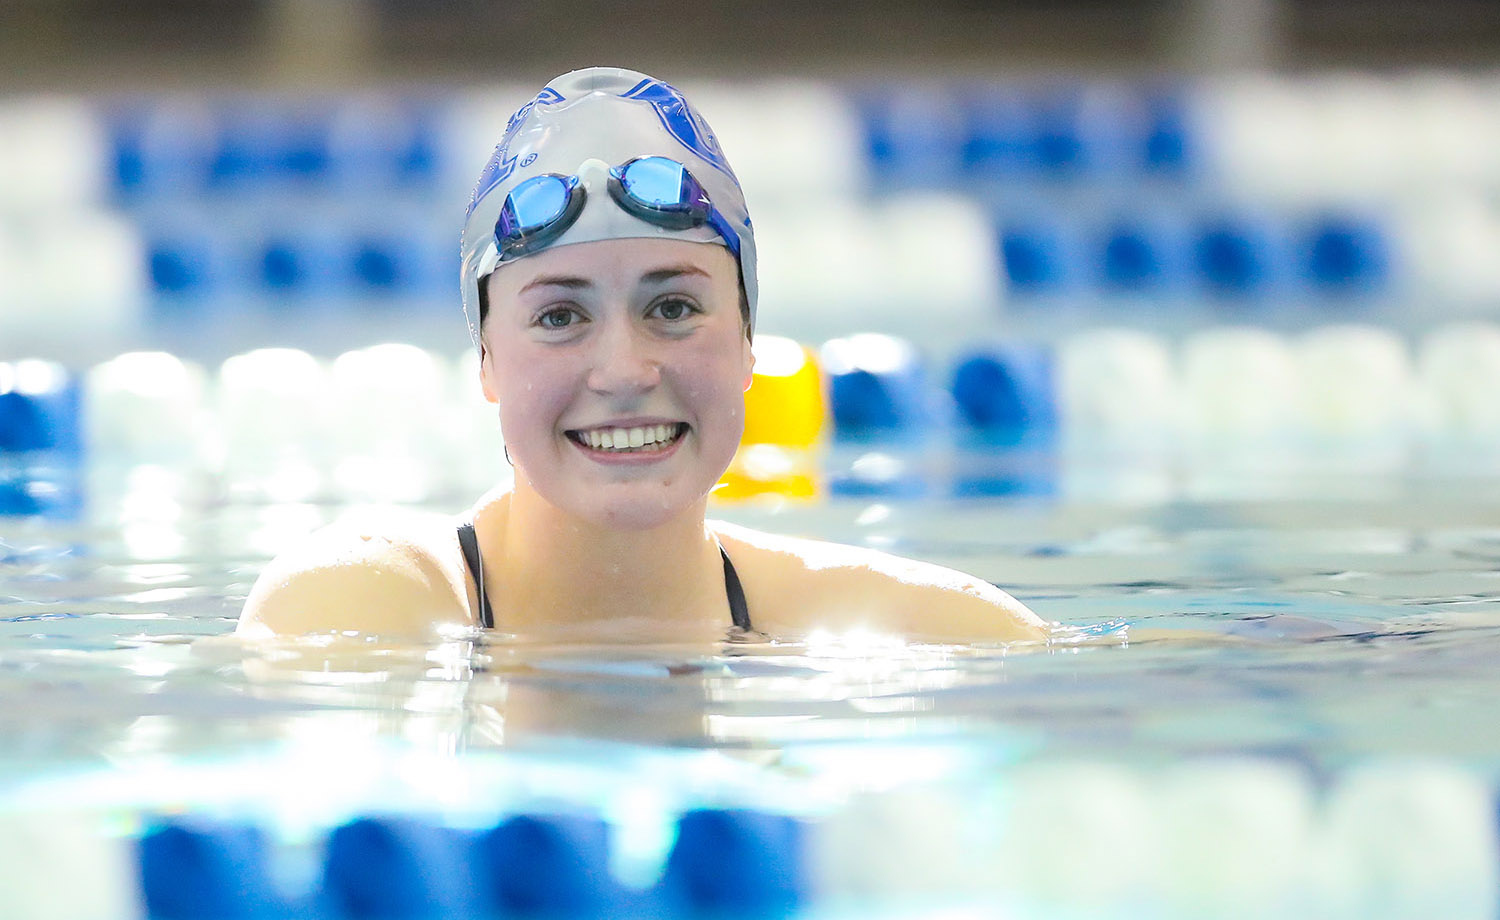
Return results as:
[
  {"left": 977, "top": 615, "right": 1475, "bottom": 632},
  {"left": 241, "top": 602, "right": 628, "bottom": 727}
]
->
[
  {"left": 1301, "top": 213, "right": 1390, "bottom": 296},
  {"left": 328, "top": 99, "right": 442, "bottom": 190},
  {"left": 107, "top": 102, "right": 218, "bottom": 196},
  {"left": 857, "top": 88, "right": 967, "bottom": 187},
  {"left": 246, "top": 223, "right": 346, "bottom": 296},
  {"left": 341, "top": 215, "right": 449, "bottom": 296},
  {"left": 1027, "top": 89, "right": 1093, "bottom": 177},
  {"left": 209, "top": 102, "right": 331, "bottom": 190},
  {"left": 961, "top": 88, "right": 1033, "bottom": 180},
  {"left": 1138, "top": 91, "right": 1195, "bottom": 176},
  {"left": 997, "top": 215, "right": 1083, "bottom": 296},
  {"left": 145, "top": 224, "right": 232, "bottom": 298},
  {"left": 1190, "top": 212, "right": 1291, "bottom": 300},
  {"left": 1091, "top": 211, "right": 1191, "bottom": 294}
]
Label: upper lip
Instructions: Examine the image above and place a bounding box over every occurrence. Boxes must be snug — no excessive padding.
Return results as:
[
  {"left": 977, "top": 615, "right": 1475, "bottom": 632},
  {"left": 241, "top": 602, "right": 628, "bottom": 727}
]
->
[{"left": 566, "top": 417, "right": 686, "bottom": 431}]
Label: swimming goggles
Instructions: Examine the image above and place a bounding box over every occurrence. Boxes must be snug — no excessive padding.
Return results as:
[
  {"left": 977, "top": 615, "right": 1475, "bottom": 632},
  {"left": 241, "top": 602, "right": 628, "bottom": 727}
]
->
[{"left": 493, "top": 156, "right": 742, "bottom": 263}]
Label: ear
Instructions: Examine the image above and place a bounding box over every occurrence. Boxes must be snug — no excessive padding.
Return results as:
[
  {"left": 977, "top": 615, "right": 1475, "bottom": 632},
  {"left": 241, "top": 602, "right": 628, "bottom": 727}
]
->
[
  {"left": 741, "top": 333, "right": 756, "bottom": 392},
  {"left": 478, "top": 344, "right": 500, "bottom": 404}
]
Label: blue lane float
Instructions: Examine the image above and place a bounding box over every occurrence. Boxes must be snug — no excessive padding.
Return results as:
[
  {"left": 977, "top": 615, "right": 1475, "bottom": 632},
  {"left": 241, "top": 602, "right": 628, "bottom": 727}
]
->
[
  {"left": 820, "top": 334, "right": 932, "bottom": 441},
  {"left": 475, "top": 814, "right": 624, "bottom": 919},
  {"left": 0, "top": 360, "right": 84, "bottom": 518},
  {"left": 137, "top": 809, "right": 811, "bottom": 920},
  {"left": 948, "top": 345, "right": 1059, "bottom": 497},
  {"left": 818, "top": 333, "right": 940, "bottom": 497},
  {"left": 949, "top": 345, "right": 1057, "bottom": 442},
  {"left": 138, "top": 820, "right": 287, "bottom": 920},
  {"left": 321, "top": 817, "right": 481, "bottom": 919},
  {"left": 657, "top": 809, "right": 807, "bottom": 918}
]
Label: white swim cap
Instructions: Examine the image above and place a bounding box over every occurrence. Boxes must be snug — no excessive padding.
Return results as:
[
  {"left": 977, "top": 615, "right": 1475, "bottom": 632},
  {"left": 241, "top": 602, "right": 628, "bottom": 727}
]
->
[{"left": 460, "top": 67, "right": 757, "bottom": 348}]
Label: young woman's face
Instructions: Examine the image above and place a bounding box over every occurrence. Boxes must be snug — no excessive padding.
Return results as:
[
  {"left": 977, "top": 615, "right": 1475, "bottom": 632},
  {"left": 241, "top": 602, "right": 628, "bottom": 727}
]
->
[{"left": 479, "top": 237, "right": 753, "bottom": 530}]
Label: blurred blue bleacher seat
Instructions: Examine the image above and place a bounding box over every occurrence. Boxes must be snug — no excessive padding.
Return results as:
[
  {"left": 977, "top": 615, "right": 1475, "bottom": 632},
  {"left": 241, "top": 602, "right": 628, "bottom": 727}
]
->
[{"left": 1303, "top": 213, "right": 1390, "bottom": 294}]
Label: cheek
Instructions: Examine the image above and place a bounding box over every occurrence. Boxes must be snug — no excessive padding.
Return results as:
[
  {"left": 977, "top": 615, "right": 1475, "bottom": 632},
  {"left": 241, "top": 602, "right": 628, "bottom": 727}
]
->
[
  {"left": 673, "top": 338, "right": 749, "bottom": 424},
  {"left": 489, "top": 347, "right": 575, "bottom": 438}
]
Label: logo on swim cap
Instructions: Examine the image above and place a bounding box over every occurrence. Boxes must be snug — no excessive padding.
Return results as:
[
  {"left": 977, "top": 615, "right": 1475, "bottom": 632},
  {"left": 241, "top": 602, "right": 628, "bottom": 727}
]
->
[{"left": 619, "top": 79, "right": 737, "bottom": 181}]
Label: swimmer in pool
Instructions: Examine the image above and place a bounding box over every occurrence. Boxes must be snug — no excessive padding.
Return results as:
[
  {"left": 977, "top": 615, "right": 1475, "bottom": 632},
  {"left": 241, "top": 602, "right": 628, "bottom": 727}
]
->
[{"left": 236, "top": 67, "right": 1046, "bottom": 645}]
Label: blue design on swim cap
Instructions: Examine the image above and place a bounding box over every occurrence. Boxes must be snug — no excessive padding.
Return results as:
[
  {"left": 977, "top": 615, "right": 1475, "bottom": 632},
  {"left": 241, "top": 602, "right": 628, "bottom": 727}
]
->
[
  {"left": 466, "top": 87, "right": 568, "bottom": 220},
  {"left": 619, "top": 79, "right": 737, "bottom": 182},
  {"left": 506, "top": 87, "right": 565, "bottom": 134},
  {"left": 467, "top": 154, "right": 516, "bottom": 219}
]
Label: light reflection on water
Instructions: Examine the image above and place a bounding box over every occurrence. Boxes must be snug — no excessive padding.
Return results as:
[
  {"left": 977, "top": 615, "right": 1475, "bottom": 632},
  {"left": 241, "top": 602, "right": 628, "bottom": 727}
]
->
[{"left": 2, "top": 484, "right": 1500, "bottom": 804}]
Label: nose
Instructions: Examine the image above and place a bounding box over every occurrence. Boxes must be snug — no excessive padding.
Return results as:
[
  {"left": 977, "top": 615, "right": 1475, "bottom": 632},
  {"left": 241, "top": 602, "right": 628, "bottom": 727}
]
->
[{"left": 586, "top": 318, "right": 661, "bottom": 396}]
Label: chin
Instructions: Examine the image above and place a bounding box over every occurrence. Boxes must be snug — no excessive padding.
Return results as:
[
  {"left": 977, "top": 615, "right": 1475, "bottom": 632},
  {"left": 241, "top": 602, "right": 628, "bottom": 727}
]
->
[{"left": 580, "top": 482, "right": 709, "bottom": 532}]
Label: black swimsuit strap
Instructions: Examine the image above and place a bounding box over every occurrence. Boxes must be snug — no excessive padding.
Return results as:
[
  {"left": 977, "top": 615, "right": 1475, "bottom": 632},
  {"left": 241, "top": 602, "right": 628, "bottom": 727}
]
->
[
  {"left": 720, "top": 544, "right": 752, "bottom": 632},
  {"left": 456, "top": 523, "right": 751, "bottom": 633},
  {"left": 456, "top": 521, "right": 494, "bottom": 629}
]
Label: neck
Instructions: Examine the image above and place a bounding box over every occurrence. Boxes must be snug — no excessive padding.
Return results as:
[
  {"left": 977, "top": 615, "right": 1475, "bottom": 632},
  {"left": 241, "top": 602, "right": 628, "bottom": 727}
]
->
[{"left": 483, "top": 481, "right": 728, "bottom": 643}]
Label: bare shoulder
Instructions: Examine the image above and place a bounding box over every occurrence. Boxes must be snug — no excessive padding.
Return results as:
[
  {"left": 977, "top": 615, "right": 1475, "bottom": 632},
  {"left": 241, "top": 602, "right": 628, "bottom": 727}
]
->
[
  {"left": 236, "top": 508, "right": 474, "bottom": 639},
  {"left": 711, "top": 520, "right": 1047, "bottom": 642}
]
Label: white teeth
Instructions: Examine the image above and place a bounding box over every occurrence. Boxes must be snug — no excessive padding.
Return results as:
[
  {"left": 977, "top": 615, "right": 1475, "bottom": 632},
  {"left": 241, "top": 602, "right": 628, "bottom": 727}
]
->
[{"left": 576, "top": 424, "right": 682, "bottom": 452}]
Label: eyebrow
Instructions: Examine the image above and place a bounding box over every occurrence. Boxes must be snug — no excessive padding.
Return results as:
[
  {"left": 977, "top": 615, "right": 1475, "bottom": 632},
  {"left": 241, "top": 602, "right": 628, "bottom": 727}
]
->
[
  {"left": 518, "top": 274, "right": 593, "bottom": 296},
  {"left": 516, "top": 264, "right": 711, "bottom": 297},
  {"left": 640, "top": 265, "right": 711, "bottom": 285}
]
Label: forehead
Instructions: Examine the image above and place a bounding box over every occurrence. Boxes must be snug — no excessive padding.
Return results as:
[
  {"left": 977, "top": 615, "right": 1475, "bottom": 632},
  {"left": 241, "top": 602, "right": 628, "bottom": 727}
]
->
[{"left": 487, "top": 237, "right": 737, "bottom": 299}]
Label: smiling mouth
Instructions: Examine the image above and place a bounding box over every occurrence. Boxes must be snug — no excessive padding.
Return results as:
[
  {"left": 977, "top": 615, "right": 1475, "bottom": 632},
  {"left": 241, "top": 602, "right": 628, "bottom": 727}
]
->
[{"left": 566, "top": 422, "right": 689, "bottom": 453}]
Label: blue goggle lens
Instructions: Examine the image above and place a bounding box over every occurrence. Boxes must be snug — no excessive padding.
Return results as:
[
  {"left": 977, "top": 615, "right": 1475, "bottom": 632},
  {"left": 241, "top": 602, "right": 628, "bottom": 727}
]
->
[
  {"left": 618, "top": 156, "right": 692, "bottom": 209},
  {"left": 497, "top": 174, "right": 572, "bottom": 239}
]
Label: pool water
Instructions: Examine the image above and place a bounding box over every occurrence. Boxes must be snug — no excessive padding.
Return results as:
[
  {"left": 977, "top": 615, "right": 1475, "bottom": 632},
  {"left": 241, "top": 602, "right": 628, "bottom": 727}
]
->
[{"left": 3, "top": 464, "right": 1499, "bottom": 918}]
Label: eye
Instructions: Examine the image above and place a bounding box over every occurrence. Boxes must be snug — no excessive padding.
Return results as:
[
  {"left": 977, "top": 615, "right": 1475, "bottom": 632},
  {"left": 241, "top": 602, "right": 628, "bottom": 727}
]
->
[
  {"left": 535, "top": 306, "right": 583, "bottom": 330},
  {"left": 648, "top": 297, "right": 699, "bottom": 322}
]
